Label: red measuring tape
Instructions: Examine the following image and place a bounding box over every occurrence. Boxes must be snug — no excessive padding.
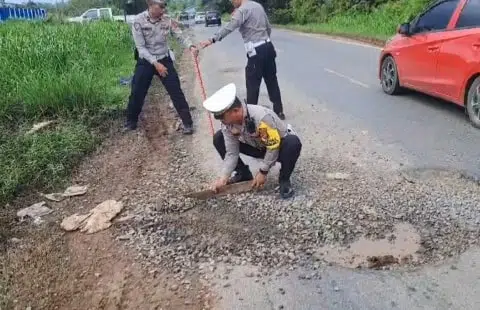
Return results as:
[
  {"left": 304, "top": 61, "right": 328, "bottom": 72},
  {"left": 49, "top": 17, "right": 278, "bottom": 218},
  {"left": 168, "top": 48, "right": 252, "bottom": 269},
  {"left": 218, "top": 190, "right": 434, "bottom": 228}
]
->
[{"left": 192, "top": 51, "right": 215, "bottom": 136}]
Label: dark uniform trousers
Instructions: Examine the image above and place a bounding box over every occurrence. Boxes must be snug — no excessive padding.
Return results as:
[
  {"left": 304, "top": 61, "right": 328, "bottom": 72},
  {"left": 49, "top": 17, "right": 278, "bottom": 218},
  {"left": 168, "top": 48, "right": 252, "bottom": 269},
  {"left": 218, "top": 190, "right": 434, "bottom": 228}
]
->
[
  {"left": 245, "top": 42, "right": 283, "bottom": 115},
  {"left": 213, "top": 130, "right": 302, "bottom": 182},
  {"left": 127, "top": 56, "right": 193, "bottom": 126}
]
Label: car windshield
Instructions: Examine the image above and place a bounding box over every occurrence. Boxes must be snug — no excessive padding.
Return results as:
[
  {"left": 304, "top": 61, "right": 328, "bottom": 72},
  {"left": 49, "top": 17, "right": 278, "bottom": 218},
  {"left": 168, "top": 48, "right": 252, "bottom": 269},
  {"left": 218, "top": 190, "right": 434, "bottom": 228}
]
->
[{"left": 207, "top": 12, "right": 219, "bottom": 17}]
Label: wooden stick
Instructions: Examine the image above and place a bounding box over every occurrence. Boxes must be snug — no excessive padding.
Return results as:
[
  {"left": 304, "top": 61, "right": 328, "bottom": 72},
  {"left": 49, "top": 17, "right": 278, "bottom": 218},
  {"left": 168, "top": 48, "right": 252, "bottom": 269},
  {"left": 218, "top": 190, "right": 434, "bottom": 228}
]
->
[{"left": 184, "top": 181, "right": 253, "bottom": 200}]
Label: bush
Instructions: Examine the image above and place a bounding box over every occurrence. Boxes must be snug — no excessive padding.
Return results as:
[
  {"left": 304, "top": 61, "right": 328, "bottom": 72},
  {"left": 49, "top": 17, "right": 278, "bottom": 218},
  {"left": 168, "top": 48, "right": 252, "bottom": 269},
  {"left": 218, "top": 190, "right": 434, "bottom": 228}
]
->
[
  {"left": 0, "top": 20, "right": 133, "bottom": 126},
  {"left": 0, "top": 20, "right": 135, "bottom": 203},
  {"left": 273, "top": 0, "right": 435, "bottom": 39},
  {"left": 271, "top": 8, "right": 293, "bottom": 24}
]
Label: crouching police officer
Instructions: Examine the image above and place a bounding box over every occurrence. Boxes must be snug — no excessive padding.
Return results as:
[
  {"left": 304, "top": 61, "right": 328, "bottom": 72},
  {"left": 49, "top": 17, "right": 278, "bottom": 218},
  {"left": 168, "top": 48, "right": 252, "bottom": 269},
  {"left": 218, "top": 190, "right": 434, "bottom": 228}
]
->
[
  {"left": 126, "top": 0, "right": 198, "bottom": 134},
  {"left": 203, "top": 83, "right": 302, "bottom": 199}
]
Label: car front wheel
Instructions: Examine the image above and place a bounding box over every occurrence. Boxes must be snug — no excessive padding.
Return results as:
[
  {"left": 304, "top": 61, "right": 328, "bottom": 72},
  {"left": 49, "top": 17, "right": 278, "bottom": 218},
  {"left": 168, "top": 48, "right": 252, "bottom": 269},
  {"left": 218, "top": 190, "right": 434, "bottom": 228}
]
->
[
  {"left": 380, "top": 55, "right": 402, "bottom": 95},
  {"left": 466, "top": 76, "right": 480, "bottom": 129}
]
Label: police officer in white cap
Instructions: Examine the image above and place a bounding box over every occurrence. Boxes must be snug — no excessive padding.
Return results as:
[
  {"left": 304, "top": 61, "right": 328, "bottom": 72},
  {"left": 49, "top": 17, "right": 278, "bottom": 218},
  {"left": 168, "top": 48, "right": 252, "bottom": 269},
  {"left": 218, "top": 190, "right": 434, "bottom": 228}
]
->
[{"left": 203, "top": 83, "right": 302, "bottom": 199}]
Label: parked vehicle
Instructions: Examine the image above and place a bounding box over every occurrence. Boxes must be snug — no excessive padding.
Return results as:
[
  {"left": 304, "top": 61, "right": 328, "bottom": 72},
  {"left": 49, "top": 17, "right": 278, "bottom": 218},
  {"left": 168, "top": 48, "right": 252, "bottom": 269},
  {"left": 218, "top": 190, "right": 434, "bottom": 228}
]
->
[
  {"left": 379, "top": 0, "right": 480, "bottom": 128},
  {"left": 67, "top": 8, "right": 135, "bottom": 24},
  {"left": 205, "top": 11, "right": 221, "bottom": 27},
  {"left": 178, "top": 11, "right": 190, "bottom": 28},
  {"left": 195, "top": 11, "right": 205, "bottom": 23}
]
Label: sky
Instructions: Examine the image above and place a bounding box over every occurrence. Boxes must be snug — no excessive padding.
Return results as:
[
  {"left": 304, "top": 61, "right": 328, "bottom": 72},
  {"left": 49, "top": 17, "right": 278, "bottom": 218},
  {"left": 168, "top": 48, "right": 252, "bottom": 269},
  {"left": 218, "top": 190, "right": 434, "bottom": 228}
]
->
[{"left": 7, "top": 0, "right": 61, "bottom": 3}]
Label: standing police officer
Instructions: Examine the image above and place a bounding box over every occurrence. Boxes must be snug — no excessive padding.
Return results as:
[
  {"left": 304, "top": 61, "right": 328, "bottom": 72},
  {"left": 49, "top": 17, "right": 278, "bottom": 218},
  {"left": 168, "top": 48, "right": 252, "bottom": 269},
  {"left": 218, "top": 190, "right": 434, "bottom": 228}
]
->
[
  {"left": 200, "top": 0, "right": 286, "bottom": 120},
  {"left": 126, "top": 0, "right": 199, "bottom": 134},
  {"left": 203, "top": 83, "right": 302, "bottom": 199}
]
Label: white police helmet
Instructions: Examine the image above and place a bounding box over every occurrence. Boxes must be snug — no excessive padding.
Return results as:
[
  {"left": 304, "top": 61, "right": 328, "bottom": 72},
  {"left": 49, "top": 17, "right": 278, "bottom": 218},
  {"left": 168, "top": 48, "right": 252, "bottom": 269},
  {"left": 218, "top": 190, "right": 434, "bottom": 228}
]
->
[{"left": 202, "top": 83, "right": 237, "bottom": 116}]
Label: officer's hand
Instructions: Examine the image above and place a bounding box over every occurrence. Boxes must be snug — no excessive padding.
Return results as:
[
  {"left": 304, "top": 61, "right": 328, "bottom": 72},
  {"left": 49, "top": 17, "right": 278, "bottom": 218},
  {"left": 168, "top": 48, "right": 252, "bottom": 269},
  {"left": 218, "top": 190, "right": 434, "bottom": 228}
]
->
[
  {"left": 211, "top": 176, "right": 229, "bottom": 193},
  {"left": 200, "top": 40, "right": 212, "bottom": 49},
  {"left": 190, "top": 46, "right": 199, "bottom": 57},
  {"left": 251, "top": 172, "right": 266, "bottom": 190},
  {"left": 154, "top": 62, "right": 168, "bottom": 77}
]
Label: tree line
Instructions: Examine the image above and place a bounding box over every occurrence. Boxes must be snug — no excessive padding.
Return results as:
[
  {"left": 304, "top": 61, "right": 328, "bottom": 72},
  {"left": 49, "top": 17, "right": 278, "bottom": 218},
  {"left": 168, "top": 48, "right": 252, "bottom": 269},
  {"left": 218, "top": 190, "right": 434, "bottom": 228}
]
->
[
  {"left": 28, "top": 0, "right": 433, "bottom": 24},
  {"left": 183, "top": 0, "right": 432, "bottom": 24}
]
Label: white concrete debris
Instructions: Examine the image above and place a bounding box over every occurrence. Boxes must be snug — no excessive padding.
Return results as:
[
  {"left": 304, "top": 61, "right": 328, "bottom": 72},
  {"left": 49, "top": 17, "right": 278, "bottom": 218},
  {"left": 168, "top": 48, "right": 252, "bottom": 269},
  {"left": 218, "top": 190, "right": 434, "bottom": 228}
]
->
[
  {"left": 43, "top": 184, "right": 89, "bottom": 202},
  {"left": 17, "top": 201, "right": 52, "bottom": 223},
  {"left": 61, "top": 200, "right": 124, "bottom": 234}
]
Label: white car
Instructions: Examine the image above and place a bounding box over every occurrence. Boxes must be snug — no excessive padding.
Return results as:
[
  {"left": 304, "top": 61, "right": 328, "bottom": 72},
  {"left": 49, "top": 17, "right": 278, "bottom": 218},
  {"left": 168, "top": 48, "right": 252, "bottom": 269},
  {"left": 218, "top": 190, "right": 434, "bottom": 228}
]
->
[
  {"left": 67, "top": 7, "right": 135, "bottom": 25},
  {"left": 194, "top": 12, "right": 205, "bottom": 24}
]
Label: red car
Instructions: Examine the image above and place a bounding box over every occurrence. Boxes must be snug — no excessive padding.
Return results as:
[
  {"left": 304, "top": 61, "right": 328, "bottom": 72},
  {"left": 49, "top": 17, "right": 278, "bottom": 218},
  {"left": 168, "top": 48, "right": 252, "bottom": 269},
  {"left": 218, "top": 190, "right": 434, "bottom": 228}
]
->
[{"left": 379, "top": 0, "right": 480, "bottom": 128}]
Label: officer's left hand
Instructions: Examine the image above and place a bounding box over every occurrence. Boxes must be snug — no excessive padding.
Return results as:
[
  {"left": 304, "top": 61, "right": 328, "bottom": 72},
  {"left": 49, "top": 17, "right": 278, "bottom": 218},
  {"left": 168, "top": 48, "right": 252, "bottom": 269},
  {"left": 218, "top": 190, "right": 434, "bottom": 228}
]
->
[
  {"left": 190, "top": 46, "right": 199, "bottom": 57},
  {"left": 251, "top": 172, "right": 266, "bottom": 190}
]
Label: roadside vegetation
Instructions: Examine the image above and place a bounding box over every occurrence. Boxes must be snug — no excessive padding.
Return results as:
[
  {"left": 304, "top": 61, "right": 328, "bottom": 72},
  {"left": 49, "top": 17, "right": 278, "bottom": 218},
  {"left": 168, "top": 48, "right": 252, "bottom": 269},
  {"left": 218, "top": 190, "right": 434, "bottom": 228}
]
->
[
  {"left": 271, "top": 0, "right": 432, "bottom": 41},
  {"left": 0, "top": 20, "right": 134, "bottom": 203}
]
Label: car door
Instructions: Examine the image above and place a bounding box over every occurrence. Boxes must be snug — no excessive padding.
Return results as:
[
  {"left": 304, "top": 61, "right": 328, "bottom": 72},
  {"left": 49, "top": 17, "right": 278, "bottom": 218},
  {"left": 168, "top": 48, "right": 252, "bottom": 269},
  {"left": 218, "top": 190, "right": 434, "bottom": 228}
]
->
[
  {"left": 83, "top": 9, "right": 99, "bottom": 21},
  {"left": 435, "top": 0, "right": 480, "bottom": 103},
  {"left": 395, "top": 0, "right": 460, "bottom": 92},
  {"left": 99, "top": 8, "right": 111, "bottom": 20}
]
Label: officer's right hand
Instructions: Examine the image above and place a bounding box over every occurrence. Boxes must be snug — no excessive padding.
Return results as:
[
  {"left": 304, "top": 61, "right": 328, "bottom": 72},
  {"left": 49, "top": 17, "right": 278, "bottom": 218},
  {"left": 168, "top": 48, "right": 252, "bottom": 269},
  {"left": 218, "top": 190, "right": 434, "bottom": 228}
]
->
[
  {"left": 211, "top": 176, "right": 229, "bottom": 193},
  {"left": 154, "top": 62, "right": 168, "bottom": 77},
  {"left": 200, "top": 39, "right": 212, "bottom": 49}
]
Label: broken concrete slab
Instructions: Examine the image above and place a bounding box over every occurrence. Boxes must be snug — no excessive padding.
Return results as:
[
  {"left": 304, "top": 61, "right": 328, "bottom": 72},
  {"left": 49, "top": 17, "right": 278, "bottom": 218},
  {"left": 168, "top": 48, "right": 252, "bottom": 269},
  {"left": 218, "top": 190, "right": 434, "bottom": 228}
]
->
[
  {"left": 17, "top": 201, "right": 52, "bottom": 222},
  {"left": 42, "top": 192, "right": 66, "bottom": 202},
  {"left": 43, "top": 184, "right": 89, "bottom": 202},
  {"left": 61, "top": 200, "right": 124, "bottom": 234},
  {"left": 63, "top": 185, "right": 88, "bottom": 197},
  {"left": 60, "top": 213, "right": 91, "bottom": 231}
]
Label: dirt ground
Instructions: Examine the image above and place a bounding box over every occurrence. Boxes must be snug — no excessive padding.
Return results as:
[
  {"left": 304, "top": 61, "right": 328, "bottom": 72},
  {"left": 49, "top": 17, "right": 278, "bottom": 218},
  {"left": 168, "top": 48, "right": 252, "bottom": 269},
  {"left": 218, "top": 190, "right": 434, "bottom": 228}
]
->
[{"left": 0, "top": 51, "right": 211, "bottom": 310}]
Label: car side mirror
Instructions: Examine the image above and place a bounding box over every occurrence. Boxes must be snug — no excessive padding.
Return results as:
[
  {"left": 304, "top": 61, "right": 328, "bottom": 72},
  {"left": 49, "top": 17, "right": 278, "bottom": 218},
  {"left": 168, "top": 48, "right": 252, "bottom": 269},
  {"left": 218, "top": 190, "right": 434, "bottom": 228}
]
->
[{"left": 397, "top": 23, "right": 411, "bottom": 36}]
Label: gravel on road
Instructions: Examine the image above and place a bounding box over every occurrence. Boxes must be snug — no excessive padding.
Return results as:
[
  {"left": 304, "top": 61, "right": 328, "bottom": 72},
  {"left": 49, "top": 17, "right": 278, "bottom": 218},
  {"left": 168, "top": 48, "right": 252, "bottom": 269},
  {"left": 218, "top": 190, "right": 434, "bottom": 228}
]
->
[{"left": 117, "top": 123, "right": 480, "bottom": 276}]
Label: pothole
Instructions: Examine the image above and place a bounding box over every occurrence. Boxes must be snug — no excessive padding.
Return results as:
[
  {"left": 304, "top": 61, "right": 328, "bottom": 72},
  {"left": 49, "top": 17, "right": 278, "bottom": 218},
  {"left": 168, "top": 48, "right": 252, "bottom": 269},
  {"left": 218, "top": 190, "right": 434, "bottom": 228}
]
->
[
  {"left": 317, "top": 223, "right": 421, "bottom": 269},
  {"left": 399, "top": 166, "right": 480, "bottom": 184}
]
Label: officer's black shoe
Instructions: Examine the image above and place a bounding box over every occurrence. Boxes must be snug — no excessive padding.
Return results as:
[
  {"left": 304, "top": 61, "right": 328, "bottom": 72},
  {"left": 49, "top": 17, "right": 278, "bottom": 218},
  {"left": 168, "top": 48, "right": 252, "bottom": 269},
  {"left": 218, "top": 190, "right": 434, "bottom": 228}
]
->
[
  {"left": 279, "top": 179, "right": 294, "bottom": 199},
  {"left": 227, "top": 167, "right": 253, "bottom": 184},
  {"left": 183, "top": 124, "right": 194, "bottom": 135},
  {"left": 123, "top": 120, "right": 137, "bottom": 131},
  {"left": 277, "top": 112, "right": 286, "bottom": 120}
]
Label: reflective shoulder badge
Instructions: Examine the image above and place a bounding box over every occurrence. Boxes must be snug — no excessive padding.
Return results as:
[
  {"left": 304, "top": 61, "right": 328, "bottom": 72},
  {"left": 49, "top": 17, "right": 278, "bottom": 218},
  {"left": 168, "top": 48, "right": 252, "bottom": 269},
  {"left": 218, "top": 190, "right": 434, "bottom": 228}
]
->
[{"left": 258, "top": 121, "right": 281, "bottom": 150}]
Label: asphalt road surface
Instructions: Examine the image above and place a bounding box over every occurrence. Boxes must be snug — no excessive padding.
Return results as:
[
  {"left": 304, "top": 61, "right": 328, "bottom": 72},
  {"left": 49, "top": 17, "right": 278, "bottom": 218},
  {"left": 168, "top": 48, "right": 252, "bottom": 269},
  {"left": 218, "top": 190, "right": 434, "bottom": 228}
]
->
[
  {"left": 192, "top": 24, "right": 480, "bottom": 177},
  {"left": 188, "top": 24, "right": 480, "bottom": 309}
]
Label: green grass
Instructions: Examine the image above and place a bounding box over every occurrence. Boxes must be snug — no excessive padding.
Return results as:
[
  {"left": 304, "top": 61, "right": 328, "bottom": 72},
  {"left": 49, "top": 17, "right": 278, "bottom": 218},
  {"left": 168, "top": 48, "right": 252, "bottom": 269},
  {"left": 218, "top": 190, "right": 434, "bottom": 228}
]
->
[
  {"left": 278, "top": 0, "right": 430, "bottom": 42},
  {"left": 0, "top": 20, "right": 135, "bottom": 203}
]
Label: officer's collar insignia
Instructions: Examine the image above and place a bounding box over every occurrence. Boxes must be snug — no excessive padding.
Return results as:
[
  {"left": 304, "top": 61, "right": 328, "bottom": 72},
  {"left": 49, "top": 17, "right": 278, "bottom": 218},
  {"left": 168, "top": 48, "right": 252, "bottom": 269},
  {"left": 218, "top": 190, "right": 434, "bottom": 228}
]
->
[{"left": 146, "top": 12, "right": 161, "bottom": 24}]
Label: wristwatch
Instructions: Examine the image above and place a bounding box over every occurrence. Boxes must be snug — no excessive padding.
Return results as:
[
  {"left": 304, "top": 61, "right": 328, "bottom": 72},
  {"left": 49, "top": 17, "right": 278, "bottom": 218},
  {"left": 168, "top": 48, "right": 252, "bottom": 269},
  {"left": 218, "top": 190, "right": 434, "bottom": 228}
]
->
[
  {"left": 210, "top": 37, "right": 216, "bottom": 44},
  {"left": 259, "top": 169, "right": 268, "bottom": 175}
]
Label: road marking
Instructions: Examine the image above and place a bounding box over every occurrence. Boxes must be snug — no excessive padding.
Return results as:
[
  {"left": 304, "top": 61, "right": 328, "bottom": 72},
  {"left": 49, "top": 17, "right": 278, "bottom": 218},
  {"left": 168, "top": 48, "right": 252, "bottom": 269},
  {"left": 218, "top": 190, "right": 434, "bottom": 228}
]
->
[
  {"left": 281, "top": 29, "right": 382, "bottom": 50},
  {"left": 324, "top": 68, "right": 370, "bottom": 88}
]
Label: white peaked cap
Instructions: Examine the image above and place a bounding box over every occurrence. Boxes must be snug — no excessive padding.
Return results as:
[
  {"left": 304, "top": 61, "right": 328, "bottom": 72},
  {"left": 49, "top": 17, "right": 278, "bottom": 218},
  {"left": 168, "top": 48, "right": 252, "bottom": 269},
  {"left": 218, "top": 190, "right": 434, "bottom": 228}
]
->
[{"left": 203, "top": 83, "right": 237, "bottom": 114}]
